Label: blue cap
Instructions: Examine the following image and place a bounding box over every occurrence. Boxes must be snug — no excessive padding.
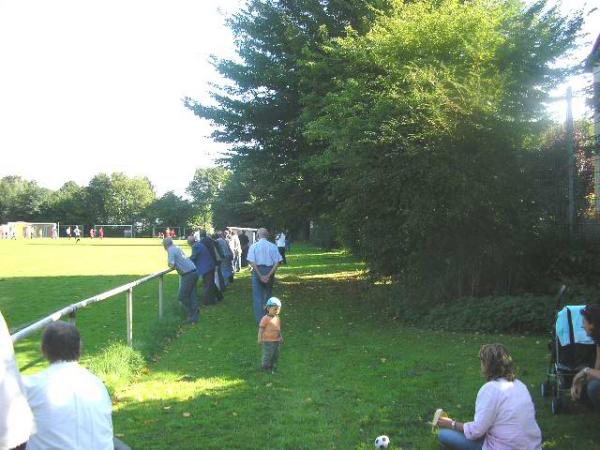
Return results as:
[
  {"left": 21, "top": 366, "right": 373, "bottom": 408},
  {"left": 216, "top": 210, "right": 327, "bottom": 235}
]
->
[{"left": 265, "top": 297, "right": 281, "bottom": 308}]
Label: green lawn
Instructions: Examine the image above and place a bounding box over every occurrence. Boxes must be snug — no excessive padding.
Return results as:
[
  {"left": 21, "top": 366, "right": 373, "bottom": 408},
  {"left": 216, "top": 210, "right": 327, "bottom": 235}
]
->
[{"left": 1, "top": 239, "right": 598, "bottom": 449}]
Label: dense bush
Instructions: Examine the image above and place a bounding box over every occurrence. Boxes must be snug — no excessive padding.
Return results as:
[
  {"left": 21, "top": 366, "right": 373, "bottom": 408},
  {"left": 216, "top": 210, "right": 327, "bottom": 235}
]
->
[
  {"left": 392, "top": 294, "right": 555, "bottom": 334},
  {"left": 390, "top": 289, "right": 599, "bottom": 335}
]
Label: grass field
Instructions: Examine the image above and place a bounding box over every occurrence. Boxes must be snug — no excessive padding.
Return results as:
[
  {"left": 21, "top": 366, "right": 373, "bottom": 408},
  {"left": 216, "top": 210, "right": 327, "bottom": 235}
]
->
[{"left": 1, "top": 238, "right": 598, "bottom": 449}]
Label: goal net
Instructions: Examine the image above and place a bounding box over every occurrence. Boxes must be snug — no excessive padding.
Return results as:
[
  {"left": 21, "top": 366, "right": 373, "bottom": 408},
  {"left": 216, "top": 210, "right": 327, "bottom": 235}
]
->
[
  {"left": 30, "top": 222, "right": 58, "bottom": 238},
  {"left": 94, "top": 224, "right": 133, "bottom": 238}
]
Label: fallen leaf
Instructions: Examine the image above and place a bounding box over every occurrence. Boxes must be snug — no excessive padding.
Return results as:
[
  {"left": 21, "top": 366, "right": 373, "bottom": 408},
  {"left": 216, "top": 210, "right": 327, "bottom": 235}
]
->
[{"left": 183, "top": 412, "right": 191, "bottom": 417}]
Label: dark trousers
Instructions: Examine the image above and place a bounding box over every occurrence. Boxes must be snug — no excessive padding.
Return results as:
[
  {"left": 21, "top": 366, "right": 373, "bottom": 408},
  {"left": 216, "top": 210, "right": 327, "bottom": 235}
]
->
[
  {"left": 178, "top": 272, "right": 199, "bottom": 322},
  {"left": 215, "top": 262, "right": 225, "bottom": 299},
  {"left": 241, "top": 246, "right": 249, "bottom": 267},
  {"left": 261, "top": 341, "right": 281, "bottom": 370},
  {"left": 278, "top": 246, "right": 287, "bottom": 264},
  {"left": 202, "top": 270, "right": 217, "bottom": 305}
]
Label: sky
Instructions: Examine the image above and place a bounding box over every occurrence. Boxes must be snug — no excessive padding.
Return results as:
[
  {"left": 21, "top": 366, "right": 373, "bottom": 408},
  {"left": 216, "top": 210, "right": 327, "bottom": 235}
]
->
[{"left": 0, "top": 0, "right": 598, "bottom": 197}]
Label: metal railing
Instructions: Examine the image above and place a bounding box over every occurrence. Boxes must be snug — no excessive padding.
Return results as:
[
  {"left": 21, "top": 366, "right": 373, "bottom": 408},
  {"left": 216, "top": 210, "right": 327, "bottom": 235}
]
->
[{"left": 11, "top": 268, "right": 174, "bottom": 346}]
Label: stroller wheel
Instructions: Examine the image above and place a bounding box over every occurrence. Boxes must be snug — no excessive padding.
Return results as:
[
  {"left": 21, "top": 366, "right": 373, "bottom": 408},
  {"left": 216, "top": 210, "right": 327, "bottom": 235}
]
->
[
  {"left": 551, "top": 397, "right": 562, "bottom": 415},
  {"left": 541, "top": 382, "right": 551, "bottom": 398}
]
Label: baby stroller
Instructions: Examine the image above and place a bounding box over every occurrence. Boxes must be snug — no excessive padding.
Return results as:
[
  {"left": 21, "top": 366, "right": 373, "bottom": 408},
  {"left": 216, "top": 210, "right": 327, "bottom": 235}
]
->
[{"left": 541, "top": 286, "right": 597, "bottom": 414}]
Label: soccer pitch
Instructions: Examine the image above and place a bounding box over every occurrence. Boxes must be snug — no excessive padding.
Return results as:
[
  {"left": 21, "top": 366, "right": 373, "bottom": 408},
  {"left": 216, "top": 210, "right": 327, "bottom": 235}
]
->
[{"left": 0, "top": 238, "right": 181, "bottom": 371}]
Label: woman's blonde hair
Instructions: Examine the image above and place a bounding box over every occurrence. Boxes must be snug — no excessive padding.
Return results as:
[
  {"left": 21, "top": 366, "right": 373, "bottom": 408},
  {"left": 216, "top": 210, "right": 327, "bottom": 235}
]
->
[{"left": 479, "top": 344, "right": 516, "bottom": 381}]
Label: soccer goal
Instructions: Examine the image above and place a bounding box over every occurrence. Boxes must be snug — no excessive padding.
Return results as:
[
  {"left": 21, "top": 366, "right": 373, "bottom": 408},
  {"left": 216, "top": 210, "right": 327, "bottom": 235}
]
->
[
  {"left": 94, "top": 224, "right": 134, "bottom": 238},
  {"left": 30, "top": 222, "right": 58, "bottom": 238}
]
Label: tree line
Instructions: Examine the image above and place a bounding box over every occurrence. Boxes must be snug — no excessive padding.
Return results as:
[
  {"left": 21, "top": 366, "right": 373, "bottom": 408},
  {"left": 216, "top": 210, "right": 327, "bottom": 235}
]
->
[
  {"left": 185, "top": 0, "right": 598, "bottom": 300},
  {"left": 0, "top": 167, "right": 259, "bottom": 232}
]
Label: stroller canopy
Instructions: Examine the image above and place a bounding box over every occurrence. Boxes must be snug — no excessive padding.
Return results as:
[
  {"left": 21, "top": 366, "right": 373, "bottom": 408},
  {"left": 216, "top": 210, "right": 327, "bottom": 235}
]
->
[{"left": 556, "top": 305, "right": 595, "bottom": 346}]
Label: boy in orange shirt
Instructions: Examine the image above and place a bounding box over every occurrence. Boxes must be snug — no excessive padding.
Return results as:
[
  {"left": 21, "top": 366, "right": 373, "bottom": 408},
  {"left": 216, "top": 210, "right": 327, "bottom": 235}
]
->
[{"left": 258, "top": 297, "right": 283, "bottom": 372}]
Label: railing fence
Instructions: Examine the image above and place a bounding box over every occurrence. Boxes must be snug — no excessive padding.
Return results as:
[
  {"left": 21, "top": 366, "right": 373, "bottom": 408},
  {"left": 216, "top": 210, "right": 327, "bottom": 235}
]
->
[{"left": 11, "top": 268, "right": 174, "bottom": 346}]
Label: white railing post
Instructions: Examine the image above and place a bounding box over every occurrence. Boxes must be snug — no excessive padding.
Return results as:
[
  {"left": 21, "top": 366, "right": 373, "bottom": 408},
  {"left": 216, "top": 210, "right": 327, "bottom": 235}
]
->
[
  {"left": 126, "top": 287, "right": 133, "bottom": 347},
  {"left": 158, "top": 275, "right": 164, "bottom": 320}
]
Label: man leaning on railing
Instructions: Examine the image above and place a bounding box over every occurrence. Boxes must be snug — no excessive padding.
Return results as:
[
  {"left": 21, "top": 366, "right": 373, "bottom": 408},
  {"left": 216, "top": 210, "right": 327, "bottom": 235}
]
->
[{"left": 163, "top": 236, "right": 200, "bottom": 324}]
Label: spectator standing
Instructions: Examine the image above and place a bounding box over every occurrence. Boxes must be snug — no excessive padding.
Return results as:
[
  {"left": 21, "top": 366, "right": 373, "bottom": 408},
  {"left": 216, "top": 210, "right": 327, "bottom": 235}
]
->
[
  {"left": 276, "top": 231, "right": 287, "bottom": 264},
  {"left": 187, "top": 236, "right": 217, "bottom": 306},
  {"left": 247, "top": 228, "right": 283, "bottom": 323},
  {"left": 239, "top": 230, "right": 250, "bottom": 267},
  {"left": 216, "top": 231, "right": 234, "bottom": 285},
  {"left": 51, "top": 224, "right": 57, "bottom": 240},
  {"left": 200, "top": 231, "right": 224, "bottom": 301},
  {"left": 228, "top": 229, "right": 242, "bottom": 272},
  {"left": 1, "top": 311, "right": 35, "bottom": 450},
  {"left": 163, "top": 237, "right": 199, "bottom": 324},
  {"left": 23, "top": 321, "right": 114, "bottom": 450}
]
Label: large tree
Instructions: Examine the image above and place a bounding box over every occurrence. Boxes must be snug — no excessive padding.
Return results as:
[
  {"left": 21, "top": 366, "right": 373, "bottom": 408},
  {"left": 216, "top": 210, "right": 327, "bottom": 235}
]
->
[
  {"left": 185, "top": 0, "right": 391, "bottom": 230},
  {"left": 302, "top": 0, "right": 582, "bottom": 299},
  {"left": 46, "top": 181, "right": 89, "bottom": 224},
  {"left": 85, "top": 173, "right": 155, "bottom": 224},
  {"left": 145, "top": 191, "right": 194, "bottom": 229},
  {"left": 0, "top": 176, "right": 52, "bottom": 223},
  {"left": 186, "top": 167, "right": 230, "bottom": 231}
]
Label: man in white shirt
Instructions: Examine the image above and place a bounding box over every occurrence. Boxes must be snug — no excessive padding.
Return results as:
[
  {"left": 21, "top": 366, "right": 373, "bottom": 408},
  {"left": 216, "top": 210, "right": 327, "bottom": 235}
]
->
[
  {"left": 247, "top": 228, "right": 283, "bottom": 323},
  {"left": 1, "top": 311, "right": 35, "bottom": 450},
  {"left": 275, "top": 231, "right": 287, "bottom": 265},
  {"left": 228, "top": 229, "right": 242, "bottom": 272},
  {"left": 24, "top": 321, "right": 114, "bottom": 450}
]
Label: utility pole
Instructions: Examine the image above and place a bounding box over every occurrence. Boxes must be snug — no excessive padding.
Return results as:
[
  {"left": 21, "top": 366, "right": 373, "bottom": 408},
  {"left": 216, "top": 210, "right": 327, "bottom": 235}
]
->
[{"left": 566, "top": 87, "right": 576, "bottom": 237}]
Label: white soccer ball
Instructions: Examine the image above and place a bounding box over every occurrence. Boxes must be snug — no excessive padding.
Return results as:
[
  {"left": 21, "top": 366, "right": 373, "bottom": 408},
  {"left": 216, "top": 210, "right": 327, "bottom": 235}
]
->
[{"left": 374, "top": 435, "right": 390, "bottom": 449}]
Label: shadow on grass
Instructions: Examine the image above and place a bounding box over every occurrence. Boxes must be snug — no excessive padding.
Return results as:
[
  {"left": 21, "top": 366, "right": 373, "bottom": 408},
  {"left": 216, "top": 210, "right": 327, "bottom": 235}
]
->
[
  {"left": 110, "top": 245, "right": 600, "bottom": 450},
  {"left": 1, "top": 273, "right": 185, "bottom": 374}
]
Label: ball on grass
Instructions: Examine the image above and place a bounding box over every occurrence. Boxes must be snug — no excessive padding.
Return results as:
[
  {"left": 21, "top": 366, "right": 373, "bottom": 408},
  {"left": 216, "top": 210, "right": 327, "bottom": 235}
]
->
[{"left": 374, "top": 435, "right": 390, "bottom": 449}]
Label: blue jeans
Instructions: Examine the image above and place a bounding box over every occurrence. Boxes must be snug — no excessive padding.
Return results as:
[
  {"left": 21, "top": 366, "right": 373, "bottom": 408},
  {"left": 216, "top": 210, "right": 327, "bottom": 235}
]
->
[
  {"left": 252, "top": 265, "right": 273, "bottom": 323},
  {"left": 178, "top": 272, "right": 199, "bottom": 322},
  {"left": 439, "top": 429, "right": 483, "bottom": 450},
  {"left": 586, "top": 379, "right": 600, "bottom": 411}
]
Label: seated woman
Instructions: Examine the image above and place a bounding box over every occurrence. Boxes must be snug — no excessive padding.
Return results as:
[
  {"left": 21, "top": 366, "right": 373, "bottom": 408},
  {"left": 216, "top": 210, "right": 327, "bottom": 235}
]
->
[
  {"left": 437, "top": 343, "right": 542, "bottom": 450},
  {"left": 571, "top": 304, "right": 600, "bottom": 410}
]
